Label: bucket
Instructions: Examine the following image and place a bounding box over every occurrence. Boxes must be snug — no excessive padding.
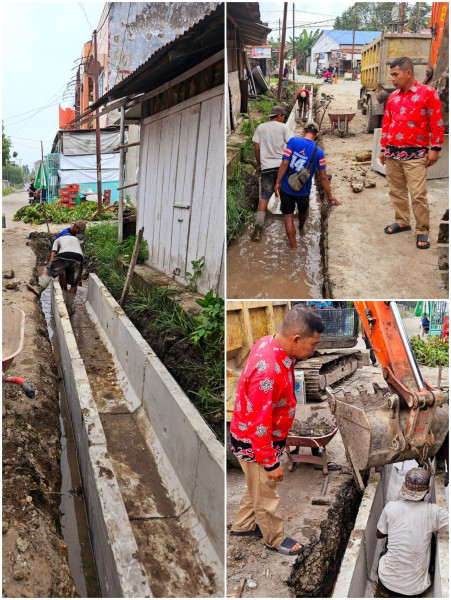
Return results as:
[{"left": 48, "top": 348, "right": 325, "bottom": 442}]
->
[{"left": 294, "top": 370, "right": 305, "bottom": 404}]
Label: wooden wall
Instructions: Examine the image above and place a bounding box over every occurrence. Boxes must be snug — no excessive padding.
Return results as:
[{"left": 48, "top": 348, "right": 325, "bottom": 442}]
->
[{"left": 137, "top": 85, "right": 225, "bottom": 296}]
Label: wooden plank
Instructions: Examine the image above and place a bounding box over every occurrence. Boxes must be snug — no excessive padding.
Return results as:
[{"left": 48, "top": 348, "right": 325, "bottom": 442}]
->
[
  {"left": 113, "top": 141, "right": 141, "bottom": 151},
  {"left": 136, "top": 119, "right": 151, "bottom": 234},
  {"left": 117, "top": 182, "right": 138, "bottom": 190},
  {"left": 151, "top": 119, "right": 166, "bottom": 269},
  {"left": 119, "top": 227, "right": 144, "bottom": 306}
]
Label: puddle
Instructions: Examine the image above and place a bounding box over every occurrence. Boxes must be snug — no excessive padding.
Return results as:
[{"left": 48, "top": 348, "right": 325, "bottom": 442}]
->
[
  {"left": 226, "top": 183, "right": 323, "bottom": 299},
  {"left": 41, "top": 287, "right": 100, "bottom": 597}
]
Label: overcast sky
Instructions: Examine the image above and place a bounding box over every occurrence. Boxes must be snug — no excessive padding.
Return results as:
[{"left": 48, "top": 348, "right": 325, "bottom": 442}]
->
[{"left": 2, "top": 2, "right": 104, "bottom": 169}]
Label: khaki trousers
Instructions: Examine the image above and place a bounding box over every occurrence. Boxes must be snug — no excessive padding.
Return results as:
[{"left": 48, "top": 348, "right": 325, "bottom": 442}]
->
[
  {"left": 385, "top": 157, "right": 429, "bottom": 235},
  {"left": 231, "top": 459, "right": 284, "bottom": 548}
]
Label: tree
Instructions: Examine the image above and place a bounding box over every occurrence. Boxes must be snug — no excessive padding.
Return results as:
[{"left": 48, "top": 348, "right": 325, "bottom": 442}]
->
[
  {"left": 406, "top": 2, "right": 431, "bottom": 32},
  {"left": 23, "top": 165, "right": 30, "bottom": 176},
  {"left": 2, "top": 163, "right": 24, "bottom": 185},
  {"left": 288, "top": 29, "right": 321, "bottom": 72},
  {"left": 2, "top": 121, "right": 11, "bottom": 166},
  {"left": 334, "top": 3, "right": 394, "bottom": 31}
]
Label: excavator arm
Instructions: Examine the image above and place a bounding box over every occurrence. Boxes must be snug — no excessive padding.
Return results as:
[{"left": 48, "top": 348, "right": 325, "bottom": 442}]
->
[{"left": 327, "top": 301, "right": 448, "bottom": 490}]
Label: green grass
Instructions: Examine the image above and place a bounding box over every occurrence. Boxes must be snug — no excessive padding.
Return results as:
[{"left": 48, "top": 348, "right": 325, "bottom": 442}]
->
[
  {"left": 227, "top": 163, "right": 253, "bottom": 245},
  {"left": 2, "top": 185, "right": 22, "bottom": 196}
]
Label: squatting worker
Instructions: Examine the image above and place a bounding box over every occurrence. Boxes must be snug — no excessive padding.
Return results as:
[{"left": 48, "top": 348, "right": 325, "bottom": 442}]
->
[
  {"left": 27, "top": 221, "right": 86, "bottom": 316},
  {"left": 55, "top": 220, "right": 86, "bottom": 240},
  {"left": 376, "top": 467, "right": 448, "bottom": 596},
  {"left": 297, "top": 88, "right": 310, "bottom": 120},
  {"left": 251, "top": 105, "right": 291, "bottom": 242},
  {"left": 229, "top": 306, "right": 324, "bottom": 556},
  {"left": 381, "top": 56, "right": 444, "bottom": 249},
  {"left": 274, "top": 121, "right": 342, "bottom": 248}
]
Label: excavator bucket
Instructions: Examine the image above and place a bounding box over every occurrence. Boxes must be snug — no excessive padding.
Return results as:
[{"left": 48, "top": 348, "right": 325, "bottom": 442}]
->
[{"left": 327, "top": 383, "right": 449, "bottom": 490}]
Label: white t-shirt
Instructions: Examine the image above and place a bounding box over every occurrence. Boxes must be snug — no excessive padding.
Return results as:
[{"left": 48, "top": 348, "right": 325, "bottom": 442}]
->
[
  {"left": 252, "top": 120, "right": 291, "bottom": 170},
  {"left": 52, "top": 234, "right": 83, "bottom": 257},
  {"left": 377, "top": 500, "right": 448, "bottom": 595}
]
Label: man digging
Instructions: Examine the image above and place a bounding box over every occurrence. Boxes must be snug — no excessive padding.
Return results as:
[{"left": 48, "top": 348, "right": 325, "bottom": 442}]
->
[
  {"left": 229, "top": 305, "right": 324, "bottom": 555},
  {"left": 27, "top": 220, "right": 86, "bottom": 316},
  {"left": 380, "top": 56, "right": 444, "bottom": 249}
]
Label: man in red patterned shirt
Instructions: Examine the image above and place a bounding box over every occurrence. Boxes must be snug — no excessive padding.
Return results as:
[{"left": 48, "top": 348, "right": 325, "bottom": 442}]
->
[
  {"left": 229, "top": 306, "right": 324, "bottom": 555},
  {"left": 380, "top": 56, "right": 444, "bottom": 249}
]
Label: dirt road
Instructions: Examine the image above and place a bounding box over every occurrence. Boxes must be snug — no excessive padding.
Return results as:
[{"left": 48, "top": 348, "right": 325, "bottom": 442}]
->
[
  {"left": 2, "top": 189, "right": 75, "bottom": 596},
  {"left": 315, "top": 79, "right": 448, "bottom": 299}
]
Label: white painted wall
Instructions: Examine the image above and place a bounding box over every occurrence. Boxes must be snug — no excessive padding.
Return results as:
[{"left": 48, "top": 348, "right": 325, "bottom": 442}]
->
[{"left": 137, "top": 85, "right": 225, "bottom": 296}]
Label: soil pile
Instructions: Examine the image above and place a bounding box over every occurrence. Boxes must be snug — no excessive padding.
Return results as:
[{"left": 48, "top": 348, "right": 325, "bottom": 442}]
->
[{"left": 290, "top": 418, "right": 336, "bottom": 438}]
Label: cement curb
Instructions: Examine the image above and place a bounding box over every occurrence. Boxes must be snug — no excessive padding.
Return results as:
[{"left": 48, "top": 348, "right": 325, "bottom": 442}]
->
[
  {"left": 86, "top": 273, "right": 225, "bottom": 566},
  {"left": 51, "top": 282, "right": 153, "bottom": 598}
]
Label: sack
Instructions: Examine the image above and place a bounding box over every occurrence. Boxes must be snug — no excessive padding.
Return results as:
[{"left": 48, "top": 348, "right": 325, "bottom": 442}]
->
[
  {"left": 288, "top": 168, "right": 310, "bottom": 192},
  {"left": 287, "top": 144, "right": 318, "bottom": 192}
]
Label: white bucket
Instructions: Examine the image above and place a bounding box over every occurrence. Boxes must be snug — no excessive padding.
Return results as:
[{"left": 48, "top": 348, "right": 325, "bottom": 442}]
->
[{"left": 294, "top": 370, "right": 305, "bottom": 404}]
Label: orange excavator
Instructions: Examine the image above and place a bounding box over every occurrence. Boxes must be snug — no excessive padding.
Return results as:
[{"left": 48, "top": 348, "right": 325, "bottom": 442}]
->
[
  {"left": 327, "top": 301, "right": 449, "bottom": 490},
  {"left": 424, "top": 2, "right": 449, "bottom": 129}
]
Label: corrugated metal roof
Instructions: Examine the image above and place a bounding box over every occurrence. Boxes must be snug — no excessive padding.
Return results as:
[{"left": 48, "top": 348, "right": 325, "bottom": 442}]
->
[
  {"left": 324, "top": 30, "right": 381, "bottom": 46},
  {"left": 227, "top": 2, "right": 271, "bottom": 46},
  {"left": 87, "top": 3, "right": 224, "bottom": 114}
]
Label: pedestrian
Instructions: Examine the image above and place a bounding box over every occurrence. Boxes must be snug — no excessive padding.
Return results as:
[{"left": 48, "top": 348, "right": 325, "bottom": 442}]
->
[
  {"left": 27, "top": 221, "right": 86, "bottom": 316},
  {"left": 28, "top": 178, "right": 39, "bottom": 204},
  {"left": 296, "top": 88, "right": 310, "bottom": 120},
  {"left": 251, "top": 106, "right": 291, "bottom": 242},
  {"left": 229, "top": 306, "right": 324, "bottom": 555},
  {"left": 274, "top": 121, "right": 342, "bottom": 248},
  {"left": 380, "top": 56, "right": 444, "bottom": 249},
  {"left": 376, "top": 467, "right": 448, "bottom": 597},
  {"left": 422, "top": 314, "right": 430, "bottom": 336},
  {"left": 283, "top": 62, "right": 289, "bottom": 80}
]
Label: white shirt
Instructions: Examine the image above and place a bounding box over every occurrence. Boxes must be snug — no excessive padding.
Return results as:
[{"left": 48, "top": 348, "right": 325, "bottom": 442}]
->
[
  {"left": 377, "top": 500, "right": 448, "bottom": 595},
  {"left": 252, "top": 120, "right": 291, "bottom": 170},
  {"left": 52, "top": 234, "right": 83, "bottom": 257}
]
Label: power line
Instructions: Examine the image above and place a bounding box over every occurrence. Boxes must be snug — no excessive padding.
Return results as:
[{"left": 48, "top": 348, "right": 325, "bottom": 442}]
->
[
  {"left": 97, "top": 2, "right": 113, "bottom": 33},
  {"left": 79, "top": 2, "right": 93, "bottom": 30}
]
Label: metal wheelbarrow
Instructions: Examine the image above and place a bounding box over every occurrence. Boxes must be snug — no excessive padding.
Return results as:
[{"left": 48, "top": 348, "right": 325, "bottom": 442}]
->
[
  {"left": 286, "top": 426, "right": 339, "bottom": 475},
  {"left": 3, "top": 306, "right": 35, "bottom": 400},
  {"left": 328, "top": 112, "right": 356, "bottom": 137}
]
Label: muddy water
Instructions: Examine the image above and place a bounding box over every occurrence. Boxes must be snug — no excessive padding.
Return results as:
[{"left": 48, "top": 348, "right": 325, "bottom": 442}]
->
[
  {"left": 227, "top": 182, "right": 323, "bottom": 299},
  {"left": 41, "top": 287, "right": 100, "bottom": 597}
]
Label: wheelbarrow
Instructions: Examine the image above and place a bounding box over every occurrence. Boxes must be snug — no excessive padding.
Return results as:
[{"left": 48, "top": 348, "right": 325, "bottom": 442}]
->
[
  {"left": 286, "top": 426, "right": 339, "bottom": 475},
  {"left": 3, "top": 306, "right": 35, "bottom": 399},
  {"left": 328, "top": 112, "right": 356, "bottom": 137}
]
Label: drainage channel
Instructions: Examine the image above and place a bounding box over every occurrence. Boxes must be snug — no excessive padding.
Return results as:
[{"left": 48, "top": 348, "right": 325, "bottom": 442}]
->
[
  {"left": 40, "top": 286, "right": 100, "bottom": 597},
  {"left": 65, "top": 281, "right": 219, "bottom": 597},
  {"left": 226, "top": 100, "right": 324, "bottom": 299}
]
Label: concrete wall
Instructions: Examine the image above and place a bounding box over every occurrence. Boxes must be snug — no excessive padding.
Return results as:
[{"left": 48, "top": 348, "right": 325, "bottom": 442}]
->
[
  {"left": 86, "top": 274, "right": 225, "bottom": 563},
  {"left": 51, "top": 282, "right": 152, "bottom": 598},
  {"left": 372, "top": 129, "right": 449, "bottom": 179}
]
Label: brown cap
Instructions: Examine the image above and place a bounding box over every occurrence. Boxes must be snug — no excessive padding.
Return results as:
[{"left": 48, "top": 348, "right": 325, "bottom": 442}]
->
[
  {"left": 304, "top": 121, "right": 320, "bottom": 132},
  {"left": 399, "top": 467, "right": 430, "bottom": 502},
  {"left": 270, "top": 105, "right": 286, "bottom": 117},
  {"left": 74, "top": 220, "right": 86, "bottom": 233}
]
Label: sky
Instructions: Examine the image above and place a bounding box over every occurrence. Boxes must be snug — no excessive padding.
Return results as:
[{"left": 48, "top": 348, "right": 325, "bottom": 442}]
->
[{"left": 2, "top": 1, "right": 104, "bottom": 170}]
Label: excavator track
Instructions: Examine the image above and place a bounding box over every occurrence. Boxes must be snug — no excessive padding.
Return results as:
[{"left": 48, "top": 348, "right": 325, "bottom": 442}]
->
[{"left": 296, "top": 350, "right": 367, "bottom": 400}]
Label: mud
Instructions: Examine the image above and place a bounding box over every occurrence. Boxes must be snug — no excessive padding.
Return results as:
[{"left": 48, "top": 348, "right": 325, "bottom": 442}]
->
[
  {"left": 288, "top": 477, "right": 364, "bottom": 597},
  {"left": 2, "top": 217, "right": 75, "bottom": 597},
  {"left": 290, "top": 418, "right": 336, "bottom": 438}
]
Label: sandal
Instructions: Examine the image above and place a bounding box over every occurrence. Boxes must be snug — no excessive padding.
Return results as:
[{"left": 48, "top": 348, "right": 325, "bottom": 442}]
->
[
  {"left": 384, "top": 223, "right": 411, "bottom": 234},
  {"left": 265, "top": 537, "right": 304, "bottom": 555},
  {"left": 230, "top": 524, "right": 263, "bottom": 538},
  {"left": 416, "top": 234, "right": 430, "bottom": 249}
]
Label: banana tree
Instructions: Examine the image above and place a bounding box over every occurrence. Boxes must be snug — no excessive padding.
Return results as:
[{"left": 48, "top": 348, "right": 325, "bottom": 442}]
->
[{"left": 287, "top": 29, "right": 321, "bottom": 73}]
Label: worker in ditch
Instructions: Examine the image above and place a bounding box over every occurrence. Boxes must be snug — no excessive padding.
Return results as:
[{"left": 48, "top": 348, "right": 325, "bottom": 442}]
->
[
  {"left": 296, "top": 88, "right": 310, "bottom": 120},
  {"left": 27, "top": 221, "right": 86, "bottom": 316},
  {"left": 229, "top": 305, "right": 324, "bottom": 556},
  {"left": 274, "top": 121, "right": 341, "bottom": 248},
  {"left": 251, "top": 105, "right": 291, "bottom": 242},
  {"left": 380, "top": 56, "right": 444, "bottom": 250},
  {"left": 376, "top": 466, "right": 448, "bottom": 597}
]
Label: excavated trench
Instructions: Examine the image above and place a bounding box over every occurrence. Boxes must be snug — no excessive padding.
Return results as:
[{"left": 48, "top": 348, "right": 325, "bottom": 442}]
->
[
  {"left": 227, "top": 89, "right": 331, "bottom": 299},
  {"left": 40, "top": 284, "right": 100, "bottom": 597}
]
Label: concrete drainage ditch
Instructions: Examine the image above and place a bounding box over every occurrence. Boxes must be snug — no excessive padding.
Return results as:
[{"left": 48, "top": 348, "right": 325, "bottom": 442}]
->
[{"left": 49, "top": 273, "right": 224, "bottom": 597}]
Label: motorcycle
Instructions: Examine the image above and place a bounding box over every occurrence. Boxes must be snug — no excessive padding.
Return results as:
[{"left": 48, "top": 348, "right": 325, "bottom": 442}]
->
[
  {"left": 316, "top": 67, "right": 325, "bottom": 79},
  {"left": 324, "top": 74, "right": 334, "bottom": 84}
]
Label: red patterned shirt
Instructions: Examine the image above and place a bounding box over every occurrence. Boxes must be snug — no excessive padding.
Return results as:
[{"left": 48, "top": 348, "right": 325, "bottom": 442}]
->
[
  {"left": 230, "top": 335, "right": 296, "bottom": 469},
  {"left": 381, "top": 80, "right": 444, "bottom": 160}
]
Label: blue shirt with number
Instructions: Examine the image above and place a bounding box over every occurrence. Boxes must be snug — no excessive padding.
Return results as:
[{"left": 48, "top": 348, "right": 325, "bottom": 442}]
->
[{"left": 281, "top": 138, "right": 326, "bottom": 197}]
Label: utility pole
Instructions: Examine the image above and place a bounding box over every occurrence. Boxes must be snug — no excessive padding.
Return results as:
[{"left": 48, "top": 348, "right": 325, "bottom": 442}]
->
[
  {"left": 41, "top": 141, "right": 49, "bottom": 233},
  {"left": 351, "top": 2, "right": 357, "bottom": 73},
  {"left": 292, "top": 3, "right": 295, "bottom": 80},
  {"left": 277, "top": 3, "right": 288, "bottom": 101},
  {"left": 93, "top": 29, "right": 102, "bottom": 216},
  {"left": 400, "top": 2, "right": 406, "bottom": 33}
]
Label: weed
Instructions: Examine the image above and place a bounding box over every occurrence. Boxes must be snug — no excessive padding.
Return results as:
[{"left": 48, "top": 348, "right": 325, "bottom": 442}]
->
[
  {"left": 410, "top": 335, "right": 449, "bottom": 367},
  {"left": 227, "top": 163, "right": 252, "bottom": 245},
  {"left": 184, "top": 256, "right": 205, "bottom": 292}
]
